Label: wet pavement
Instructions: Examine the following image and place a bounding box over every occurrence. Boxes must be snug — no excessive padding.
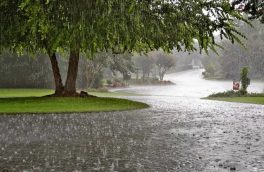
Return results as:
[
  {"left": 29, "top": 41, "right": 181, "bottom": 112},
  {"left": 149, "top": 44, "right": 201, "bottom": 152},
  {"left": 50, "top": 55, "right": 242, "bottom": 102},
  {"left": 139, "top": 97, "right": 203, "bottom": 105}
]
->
[{"left": 1, "top": 69, "right": 264, "bottom": 171}]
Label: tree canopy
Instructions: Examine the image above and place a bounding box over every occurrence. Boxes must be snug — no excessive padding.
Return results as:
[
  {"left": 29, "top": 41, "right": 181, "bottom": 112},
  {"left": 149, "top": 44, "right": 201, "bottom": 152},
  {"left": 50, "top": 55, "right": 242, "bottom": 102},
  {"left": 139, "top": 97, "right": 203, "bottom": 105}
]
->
[{"left": 1, "top": 0, "right": 248, "bottom": 53}]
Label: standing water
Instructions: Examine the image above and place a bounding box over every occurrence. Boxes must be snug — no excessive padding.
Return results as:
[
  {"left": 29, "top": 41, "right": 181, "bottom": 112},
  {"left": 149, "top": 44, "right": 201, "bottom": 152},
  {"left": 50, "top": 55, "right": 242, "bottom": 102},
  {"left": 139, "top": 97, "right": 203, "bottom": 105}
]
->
[
  {"left": 116, "top": 69, "right": 264, "bottom": 97},
  {"left": 1, "top": 69, "right": 264, "bottom": 171}
]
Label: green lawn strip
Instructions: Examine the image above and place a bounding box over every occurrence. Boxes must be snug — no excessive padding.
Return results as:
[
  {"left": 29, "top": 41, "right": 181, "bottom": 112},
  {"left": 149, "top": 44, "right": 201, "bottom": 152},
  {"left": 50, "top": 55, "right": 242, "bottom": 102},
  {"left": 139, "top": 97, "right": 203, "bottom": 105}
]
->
[
  {"left": 0, "top": 89, "right": 53, "bottom": 98},
  {"left": 0, "top": 97, "right": 149, "bottom": 114},
  {"left": 207, "top": 97, "right": 264, "bottom": 105},
  {"left": 0, "top": 89, "right": 140, "bottom": 98}
]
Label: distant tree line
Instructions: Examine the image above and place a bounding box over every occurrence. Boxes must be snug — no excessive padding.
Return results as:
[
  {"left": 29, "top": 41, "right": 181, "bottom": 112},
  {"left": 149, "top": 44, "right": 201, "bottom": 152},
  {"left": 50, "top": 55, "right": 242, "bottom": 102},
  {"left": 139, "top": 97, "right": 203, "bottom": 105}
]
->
[
  {"left": 0, "top": 51, "right": 136, "bottom": 89},
  {"left": 133, "top": 51, "right": 176, "bottom": 81},
  {"left": 0, "top": 52, "right": 53, "bottom": 88},
  {"left": 202, "top": 20, "right": 264, "bottom": 80},
  {"left": 0, "top": 50, "right": 178, "bottom": 88}
]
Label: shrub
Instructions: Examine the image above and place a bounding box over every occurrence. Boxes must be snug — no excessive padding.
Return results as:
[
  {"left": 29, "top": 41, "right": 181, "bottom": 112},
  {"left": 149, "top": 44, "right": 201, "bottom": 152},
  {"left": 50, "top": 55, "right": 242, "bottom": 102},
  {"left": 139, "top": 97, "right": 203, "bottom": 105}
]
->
[
  {"left": 208, "top": 90, "right": 264, "bottom": 98},
  {"left": 208, "top": 90, "right": 237, "bottom": 97},
  {"left": 240, "top": 67, "right": 250, "bottom": 94},
  {"left": 106, "top": 79, "right": 112, "bottom": 85}
]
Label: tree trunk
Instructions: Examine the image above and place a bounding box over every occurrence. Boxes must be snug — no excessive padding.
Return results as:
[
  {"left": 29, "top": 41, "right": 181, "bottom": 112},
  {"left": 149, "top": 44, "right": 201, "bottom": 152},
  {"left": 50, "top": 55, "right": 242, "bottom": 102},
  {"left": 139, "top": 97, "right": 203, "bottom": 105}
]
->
[
  {"left": 158, "top": 67, "right": 163, "bottom": 81},
  {"left": 49, "top": 52, "right": 64, "bottom": 95},
  {"left": 64, "top": 48, "right": 80, "bottom": 96},
  {"left": 159, "top": 74, "right": 163, "bottom": 81}
]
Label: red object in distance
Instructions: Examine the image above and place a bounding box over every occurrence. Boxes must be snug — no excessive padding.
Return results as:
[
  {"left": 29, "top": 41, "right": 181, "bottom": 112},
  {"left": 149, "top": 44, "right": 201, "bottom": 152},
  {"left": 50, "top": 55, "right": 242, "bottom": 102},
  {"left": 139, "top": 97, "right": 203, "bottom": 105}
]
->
[{"left": 233, "top": 81, "right": 240, "bottom": 90}]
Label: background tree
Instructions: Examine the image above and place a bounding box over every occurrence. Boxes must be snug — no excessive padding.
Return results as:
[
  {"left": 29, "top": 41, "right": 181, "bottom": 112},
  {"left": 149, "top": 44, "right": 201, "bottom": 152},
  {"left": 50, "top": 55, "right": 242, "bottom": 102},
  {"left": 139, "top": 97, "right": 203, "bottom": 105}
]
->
[
  {"left": 134, "top": 55, "right": 154, "bottom": 80},
  {"left": 231, "top": 21, "right": 262, "bottom": 79},
  {"left": 108, "top": 52, "right": 134, "bottom": 81},
  {"left": 201, "top": 19, "right": 264, "bottom": 80},
  {"left": 0, "top": 52, "right": 53, "bottom": 88},
  {"left": 152, "top": 52, "right": 176, "bottom": 81},
  {"left": 85, "top": 52, "right": 109, "bottom": 88}
]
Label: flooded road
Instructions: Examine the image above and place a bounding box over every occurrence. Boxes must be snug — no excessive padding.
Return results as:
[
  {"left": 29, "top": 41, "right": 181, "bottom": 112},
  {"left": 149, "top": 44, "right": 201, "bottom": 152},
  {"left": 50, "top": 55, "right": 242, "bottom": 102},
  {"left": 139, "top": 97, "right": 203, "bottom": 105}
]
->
[
  {"left": 118, "top": 69, "right": 264, "bottom": 98},
  {"left": 1, "top": 69, "right": 264, "bottom": 171}
]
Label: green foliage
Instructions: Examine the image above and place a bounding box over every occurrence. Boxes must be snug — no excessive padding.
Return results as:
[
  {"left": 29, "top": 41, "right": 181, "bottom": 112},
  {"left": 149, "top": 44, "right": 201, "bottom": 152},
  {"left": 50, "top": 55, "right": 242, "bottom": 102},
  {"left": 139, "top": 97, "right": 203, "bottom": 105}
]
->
[
  {"left": 208, "top": 90, "right": 264, "bottom": 98},
  {"left": 240, "top": 67, "right": 250, "bottom": 93},
  {"left": 1, "top": 0, "right": 248, "bottom": 55},
  {"left": 85, "top": 51, "right": 134, "bottom": 88},
  {"left": 128, "top": 78, "right": 174, "bottom": 86},
  {"left": 208, "top": 90, "right": 240, "bottom": 97},
  {"left": 0, "top": 0, "right": 251, "bottom": 92},
  {"left": 106, "top": 80, "right": 112, "bottom": 86},
  {"left": 92, "top": 72, "right": 104, "bottom": 89}
]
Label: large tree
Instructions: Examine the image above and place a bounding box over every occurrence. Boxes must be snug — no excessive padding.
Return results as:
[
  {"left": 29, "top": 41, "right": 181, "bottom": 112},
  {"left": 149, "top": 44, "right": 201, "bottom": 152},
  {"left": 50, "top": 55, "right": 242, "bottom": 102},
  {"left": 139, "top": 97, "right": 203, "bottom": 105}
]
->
[{"left": 0, "top": 0, "right": 247, "bottom": 96}]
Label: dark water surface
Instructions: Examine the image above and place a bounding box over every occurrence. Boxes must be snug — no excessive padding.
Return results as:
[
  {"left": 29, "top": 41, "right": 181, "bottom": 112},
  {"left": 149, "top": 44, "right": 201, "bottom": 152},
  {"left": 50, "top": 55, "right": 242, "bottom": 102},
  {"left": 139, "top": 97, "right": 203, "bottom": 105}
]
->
[{"left": 1, "top": 70, "right": 264, "bottom": 171}]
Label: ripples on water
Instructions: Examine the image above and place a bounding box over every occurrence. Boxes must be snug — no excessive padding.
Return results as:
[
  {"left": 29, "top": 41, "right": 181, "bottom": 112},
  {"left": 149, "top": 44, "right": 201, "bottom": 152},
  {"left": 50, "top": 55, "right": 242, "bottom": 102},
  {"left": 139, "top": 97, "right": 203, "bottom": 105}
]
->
[{"left": 1, "top": 69, "right": 264, "bottom": 171}]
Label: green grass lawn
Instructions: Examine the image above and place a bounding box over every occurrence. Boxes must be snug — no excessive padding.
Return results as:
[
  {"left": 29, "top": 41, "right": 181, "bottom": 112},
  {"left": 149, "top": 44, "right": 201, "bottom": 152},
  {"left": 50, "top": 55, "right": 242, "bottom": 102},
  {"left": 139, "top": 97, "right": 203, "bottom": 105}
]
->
[
  {"left": 0, "top": 88, "right": 139, "bottom": 98},
  {"left": 0, "top": 89, "right": 54, "bottom": 98},
  {"left": 206, "top": 90, "right": 264, "bottom": 105},
  {"left": 208, "top": 97, "right": 264, "bottom": 105},
  {"left": 0, "top": 89, "right": 149, "bottom": 114}
]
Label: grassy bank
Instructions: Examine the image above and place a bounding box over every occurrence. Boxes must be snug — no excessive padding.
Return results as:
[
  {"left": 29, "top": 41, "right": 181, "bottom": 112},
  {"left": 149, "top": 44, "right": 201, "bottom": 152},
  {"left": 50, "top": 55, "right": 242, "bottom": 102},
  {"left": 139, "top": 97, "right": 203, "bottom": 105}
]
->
[
  {"left": 207, "top": 97, "right": 264, "bottom": 105},
  {"left": 0, "top": 88, "right": 139, "bottom": 98},
  {"left": 0, "top": 89, "right": 54, "bottom": 98},
  {"left": 206, "top": 90, "right": 264, "bottom": 105},
  {"left": 0, "top": 89, "right": 149, "bottom": 114}
]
